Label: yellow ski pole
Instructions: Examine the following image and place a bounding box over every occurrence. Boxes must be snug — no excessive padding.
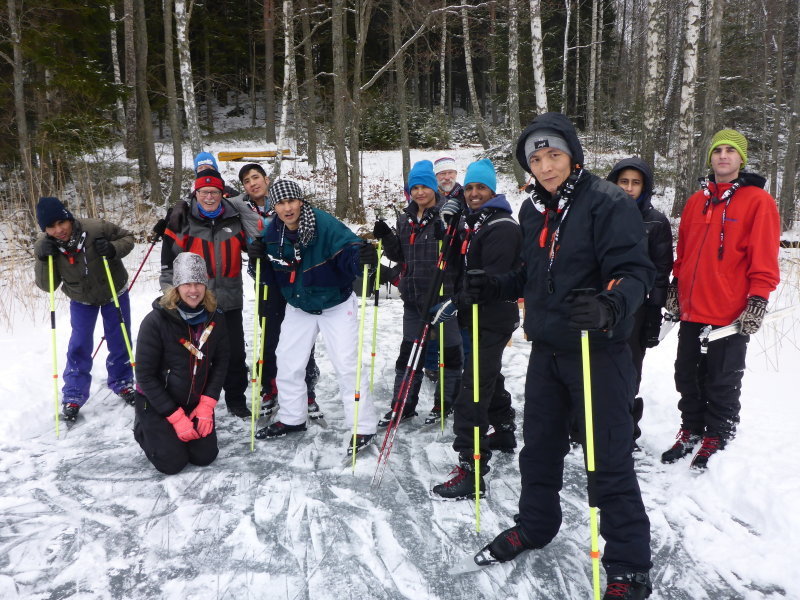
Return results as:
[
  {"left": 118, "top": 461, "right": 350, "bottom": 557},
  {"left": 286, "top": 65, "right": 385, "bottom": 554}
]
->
[
  {"left": 101, "top": 256, "right": 135, "bottom": 367},
  {"left": 368, "top": 240, "right": 383, "bottom": 394},
  {"left": 581, "top": 328, "right": 601, "bottom": 600},
  {"left": 48, "top": 256, "right": 60, "bottom": 438},
  {"left": 351, "top": 261, "right": 371, "bottom": 470},
  {"left": 472, "top": 301, "right": 480, "bottom": 532},
  {"left": 250, "top": 257, "right": 261, "bottom": 452}
]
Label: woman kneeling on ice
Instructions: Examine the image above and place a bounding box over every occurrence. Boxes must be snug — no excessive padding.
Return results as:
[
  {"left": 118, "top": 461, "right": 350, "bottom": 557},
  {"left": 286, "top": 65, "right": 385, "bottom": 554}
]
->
[{"left": 133, "top": 252, "right": 229, "bottom": 474}]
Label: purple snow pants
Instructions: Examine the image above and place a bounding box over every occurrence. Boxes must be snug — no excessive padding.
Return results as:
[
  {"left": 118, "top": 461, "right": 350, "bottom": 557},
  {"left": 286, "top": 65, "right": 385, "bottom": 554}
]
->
[{"left": 62, "top": 291, "right": 133, "bottom": 406}]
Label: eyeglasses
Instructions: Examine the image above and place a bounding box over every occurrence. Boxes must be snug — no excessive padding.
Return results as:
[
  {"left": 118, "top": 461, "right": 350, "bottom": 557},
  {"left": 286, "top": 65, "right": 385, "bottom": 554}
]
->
[{"left": 197, "top": 190, "right": 222, "bottom": 198}]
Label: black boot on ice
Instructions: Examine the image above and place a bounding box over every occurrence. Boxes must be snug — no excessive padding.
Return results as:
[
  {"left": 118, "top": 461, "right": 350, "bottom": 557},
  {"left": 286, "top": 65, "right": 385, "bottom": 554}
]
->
[
  {"left": 603, "top": 572, "right": 652, "bottom": 599},
  {"left": 660, "top": 428, "right": 702, "bottom": 463},
  {"left": 478, "top": 524, "right": 536, "bottom": 563},
  {"left": 346, "top": 433, "right": 375, "bottom": 456},
  {"left": 62, "top": 403, "right": 80, "bottom": 421},
  {"left": 431, "top": 458, "right": 486, "bottom": 500}
]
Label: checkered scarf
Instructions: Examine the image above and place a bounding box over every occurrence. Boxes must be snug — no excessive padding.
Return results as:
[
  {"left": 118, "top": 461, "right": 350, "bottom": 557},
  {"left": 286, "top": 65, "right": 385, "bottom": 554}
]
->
[{"left": 268, "top": 178, "right": 316, "bottom": 247}]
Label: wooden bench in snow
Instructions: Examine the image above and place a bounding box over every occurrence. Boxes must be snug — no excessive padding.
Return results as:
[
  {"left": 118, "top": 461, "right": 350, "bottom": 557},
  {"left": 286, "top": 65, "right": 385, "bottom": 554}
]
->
[{"left": 217, "top": 149, "right": 293, "bottom": 161}]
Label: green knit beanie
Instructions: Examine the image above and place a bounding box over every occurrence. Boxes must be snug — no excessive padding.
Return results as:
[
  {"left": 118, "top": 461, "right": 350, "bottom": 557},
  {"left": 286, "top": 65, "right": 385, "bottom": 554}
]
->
[{"left": 707, "top": 129, "right": 748, "bottom": 168}]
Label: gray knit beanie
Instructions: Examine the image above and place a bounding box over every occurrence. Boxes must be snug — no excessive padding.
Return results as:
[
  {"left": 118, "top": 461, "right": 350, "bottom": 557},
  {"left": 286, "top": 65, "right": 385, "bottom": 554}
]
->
[
  {"left": 523, "top": 128, "right": 573, "bottom": 164},
  {"left": 173, "top": 252, "right": 208, "bottom": 287}
]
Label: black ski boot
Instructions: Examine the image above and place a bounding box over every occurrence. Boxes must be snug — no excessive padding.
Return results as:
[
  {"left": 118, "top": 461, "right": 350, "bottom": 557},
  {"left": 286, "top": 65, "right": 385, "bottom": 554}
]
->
[
  {"left": 431, "top": 457, "right": 486, "bottom": 500},
  {"left": 62, "top": 403, "right": 80, "bottom": 421},
  {"left": 424, "top": 402, "right": 453, "bottom": 425},
  {"left": 307, "top": 397, "right": 324, "bottom": 419},
  {"left": 255, "top": 420, "right": 307, "bottom": 440},
  {"left": 379, "top": 367, "right": 423, "bottom": 427},
  {"left": 118, "top": 385, "right": 136, "bottom": 406},
  {"left": 661, "top": 428, "right": 702, "bottom": 463},
  {"left": 603, "top": 572, "right": 652, "bottom": 599},
  {"left": 260, "top": 379, "right": 278, "bottom": 418},
  {"left": 690, "top": 436, "right": 726, "bottom": 470},
  {"left": 346, "top": 433, "right": 375, "bottom": 456},
  {"left": 488, "top": 422, "right": 517, "bottom": 453},
  {"left": 479, "top": 523, "right": 536, "bottom": 563}
]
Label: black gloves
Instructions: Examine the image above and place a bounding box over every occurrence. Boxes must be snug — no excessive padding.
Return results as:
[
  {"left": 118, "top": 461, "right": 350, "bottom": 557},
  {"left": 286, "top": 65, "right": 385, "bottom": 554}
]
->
[
  {"left": 430, "top": 299, "right": 458, "bottom": 325},
  {"left": 739, "top": 295, "right": 768, "bottom": 335},
  {"left": 94, "top": 237, "right": 116, "bottom": 259},
  {"left": 440, "top": 197, "right": 463, "bottom": 225},
  {"left": 359, "top": 242, "right": 378, "bottom": 267},
  {"left": 460, "top": 270, "right": 497, "bottom": 305},
  {"left": 567, "top": 293, "right": 611, "bottom": 331},
  {"left": 248, "top": 238, "right": 266, "bottom": 263},
  {"left": 641, "top": 305, "right": 663, "bottom": 348},
  {"left": 664, "top": 279, "right": 680, "bottom": 316},
  {"left": 372, "top": 220, "right": 392, "bottom": 240},
  {"left": 35, "top": 238, "right": 60, "bottom": 261},
  {"left": 152, "top": 218, "right": 168, "bottom": 239},
  {"left": 433, "top": 217, "right": 445, "bottom": 241}
]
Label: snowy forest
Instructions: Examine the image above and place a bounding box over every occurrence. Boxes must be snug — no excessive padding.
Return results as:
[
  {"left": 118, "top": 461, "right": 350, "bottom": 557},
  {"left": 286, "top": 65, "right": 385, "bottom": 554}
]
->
[
  {"left": 3, "top": 2, "right": 800, "bottom": 600},
  {"left": 2, "top": 0, "right": 800, "bottom": 234}
]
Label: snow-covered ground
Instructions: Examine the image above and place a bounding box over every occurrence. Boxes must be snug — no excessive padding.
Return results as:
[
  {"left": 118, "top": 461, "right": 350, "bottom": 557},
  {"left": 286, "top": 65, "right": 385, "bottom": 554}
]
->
[{"left": 1, "top": 147, "right": 799, "bottom": 599}]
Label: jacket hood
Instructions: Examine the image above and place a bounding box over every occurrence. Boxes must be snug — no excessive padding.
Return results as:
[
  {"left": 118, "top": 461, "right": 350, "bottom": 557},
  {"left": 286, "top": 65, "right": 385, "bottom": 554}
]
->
[
  {"left": 708, "top": 171, "right": 767, "bottom": 189},
  {"left": 607, "top": 157, "right": 654, "bottom": 206},
  {"left": 468, "top": 193, "right": 513, "bottom": 215},
  {"left": 515, "top": 112, "right": 585, "bottom": 173}
]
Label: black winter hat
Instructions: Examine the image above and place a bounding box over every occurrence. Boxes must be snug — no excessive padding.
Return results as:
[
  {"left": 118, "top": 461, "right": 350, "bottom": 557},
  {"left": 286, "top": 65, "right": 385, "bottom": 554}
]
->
[
  {"left": 515, "top": 112, "right": 585, "bottom": 173},
  {"left": 36, "top": 196, "right": 74, "bottom": 231}
]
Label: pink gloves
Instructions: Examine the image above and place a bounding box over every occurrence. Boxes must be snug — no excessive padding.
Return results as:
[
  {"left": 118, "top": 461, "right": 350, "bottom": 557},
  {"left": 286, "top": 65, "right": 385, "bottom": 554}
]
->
[
  {"left": 166, "top": 408, "right": 200, "bottom": 442},
  {"left": 189, "top": 395, "right": 217, "bottom": 438}
]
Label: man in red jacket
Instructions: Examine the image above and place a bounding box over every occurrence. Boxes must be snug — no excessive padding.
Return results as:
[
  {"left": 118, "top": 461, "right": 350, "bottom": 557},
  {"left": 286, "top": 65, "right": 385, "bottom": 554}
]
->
[{"left": 661, "top": 129, "right": 780, "bottom": 469}]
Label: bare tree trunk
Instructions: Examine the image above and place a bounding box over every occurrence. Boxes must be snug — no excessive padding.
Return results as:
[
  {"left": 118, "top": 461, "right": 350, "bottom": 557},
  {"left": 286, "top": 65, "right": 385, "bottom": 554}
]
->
[
  {"left": 573, "top": 0, "right": 580, "bottom": 117},
  {"left": 642, "top": 0, "right": 664, "bottom": 165},
  {"left": 133, "top": 0, "right": 160, "bottom": 204},
  {"left": 175, "top": 0, "right": 202, "bottom": 156},
  {"left": 264, "top": 0, "right": 276, "bottom": 143},
  {"left": 109, "top": 4, "right": 126, "bottom": 132},
  {"left": 123, "top": 0, "right": 138, "bottom": 159},
  {"left": 393, "top": 0, "right": 410, "bottom": 179},
  {"left": 6, "top": 0, "right": 35, "bottom": 216},
  {"left": 509, "top": 0, "right": 526, "bottom": 186},
  {"left": 560, "top": 0, "right": 572, "bottom": 114},
  {"left": 331, "top": 0, "right": 350, "bottom": 216},
  {"left": 695, "top": 0, "right": 724, "bottom": 187},
  {"left": 163, "top": 0, "right": 183, "bottom": 207},
  {"left": 779, "top": 0, "right": 800, "bottom": 229},
  {"left": 460, "top": 6, "right": 490, "bottom": 148},
  {"left": 671, "top": 0, "right": 701, "bottom": 217},
  {"left": 586, "top": 0, "right": 599, "bottom": 131},
  {"left": 439, "top": 0, "right": 447, "bottom": 113},
  {"left": 529, "top": 0, "right": 548, "bottom": 113},
  {"left": 275, "top": 0, "right": 296, "bottom": 177},
  {"left": 347, "top": 0, "right": 373, "bottom": 219},
  {"left": 203, "top": 18, "right": 214, "bottom": 134},
  {"left": 768, "top": 2, "right": 786, "bottom": 197},
  {"left": 300, "top": 0, "right": 317, "bottom": 168}
]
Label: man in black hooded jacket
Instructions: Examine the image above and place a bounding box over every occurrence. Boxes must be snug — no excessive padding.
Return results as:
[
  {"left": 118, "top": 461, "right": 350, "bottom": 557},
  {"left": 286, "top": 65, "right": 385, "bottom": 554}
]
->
[
  {"left": 471, "top": 113, "right": 655, "bottom": 600},
  {"left": 607, "top": 158, "right": 674, "bottom": 445}
]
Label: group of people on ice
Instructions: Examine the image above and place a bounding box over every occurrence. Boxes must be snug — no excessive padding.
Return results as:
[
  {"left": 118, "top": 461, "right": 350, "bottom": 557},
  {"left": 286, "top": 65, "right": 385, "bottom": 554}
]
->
[{"left": 34, "top": 113, "right": 780, "bottom": 599}]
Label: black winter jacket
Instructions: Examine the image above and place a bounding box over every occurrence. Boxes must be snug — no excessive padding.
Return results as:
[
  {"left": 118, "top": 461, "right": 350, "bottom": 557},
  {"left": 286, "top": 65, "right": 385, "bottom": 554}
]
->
[
  {"left": 607, "top": 157, "right": 674, "bottom": 308},
  {"left": 502, "top": 112, "right": 656, "bottom": 351},
  {"left": 135, "top": 299, "right": 229, "bottom": 417},
  {"left": 455, "top": 194, "right": 522, "bottom": 335}
]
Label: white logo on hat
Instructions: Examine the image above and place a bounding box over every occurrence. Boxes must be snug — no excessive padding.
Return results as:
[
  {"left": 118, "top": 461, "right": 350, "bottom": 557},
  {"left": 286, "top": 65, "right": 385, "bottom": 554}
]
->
[{"left": 534, "top": 139, "right": 550, "bottom": 150}]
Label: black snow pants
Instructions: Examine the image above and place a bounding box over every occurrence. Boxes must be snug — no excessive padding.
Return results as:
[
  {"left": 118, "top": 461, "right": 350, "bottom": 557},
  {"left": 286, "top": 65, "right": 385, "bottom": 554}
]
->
[
  {"left": 452, "top": 328, "right": 514, "bottom": 472},
  {"left": 674, "top": 321, "right": 748, "bottom": 440},
  {"left": 133, "top": 394, "right": 218, "bottom": 475},
  {"left": 518, "top": 343, "right": 651, "bottom": 578}
]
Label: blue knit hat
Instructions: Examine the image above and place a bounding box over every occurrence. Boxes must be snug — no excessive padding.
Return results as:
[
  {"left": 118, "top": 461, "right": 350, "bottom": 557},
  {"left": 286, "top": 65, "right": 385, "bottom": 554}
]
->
[
  {"left": 194, "top": 151, "right": 219, "bottom": 173},
  {"left": 463, "top": 158, "right": 497, "bottom": 192},
  {"left": 36, "top": 196, "right": 74, "bottom": 231},
  {"left": 407, "top": 160, "right": 438, "bottom": 192}
]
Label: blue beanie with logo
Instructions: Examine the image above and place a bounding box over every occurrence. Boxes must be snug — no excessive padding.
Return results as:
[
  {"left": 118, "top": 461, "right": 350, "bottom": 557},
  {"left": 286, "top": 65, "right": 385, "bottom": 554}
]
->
[
  {"left": 36, "top": 197, "right": 74, "bottom": 231},
  {"left": 463, "top": 158, "right": 497, "bottom": 192},
  {"left": 407, "top": 160, "right": 438, "bottom": 193},
  {"left": 194, "top": 151, "right": 219, "bottom": 173}
]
